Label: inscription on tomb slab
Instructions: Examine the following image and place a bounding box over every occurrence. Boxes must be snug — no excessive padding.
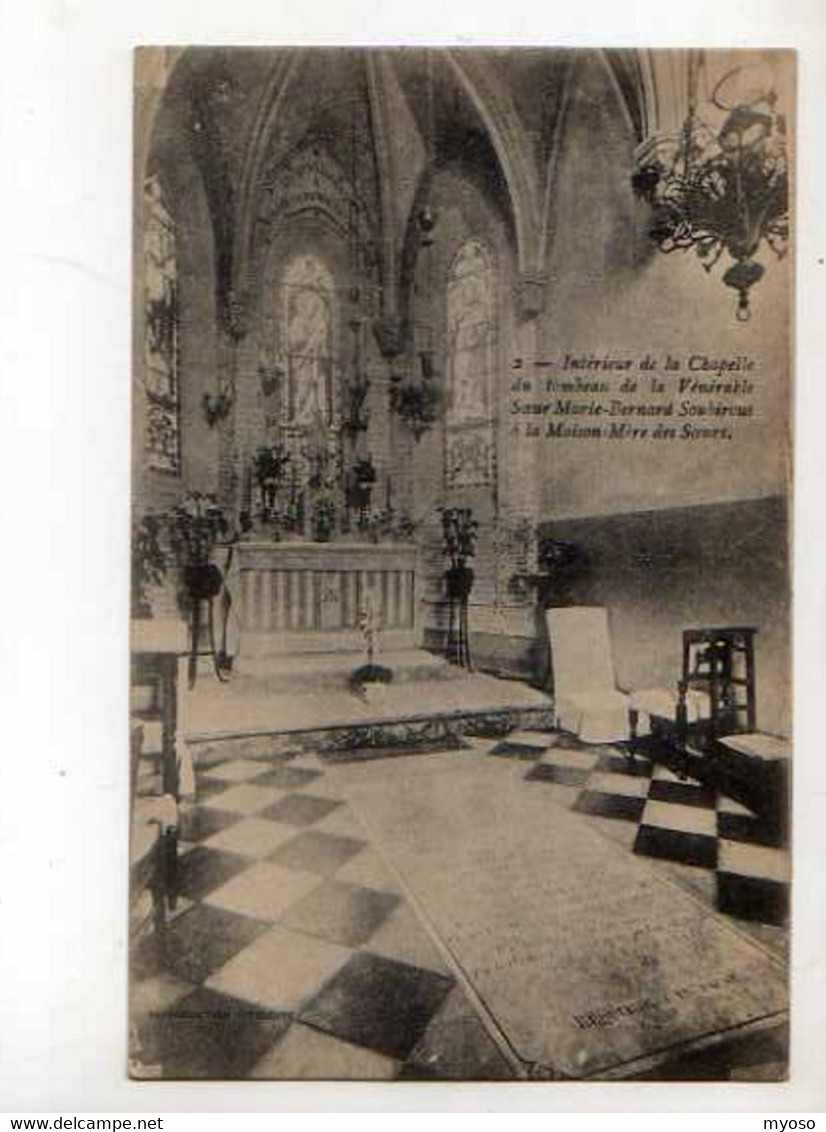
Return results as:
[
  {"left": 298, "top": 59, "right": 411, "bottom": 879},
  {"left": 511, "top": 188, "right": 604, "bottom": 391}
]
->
[{"left": 343, "top": 756, "right": 786, "bottom": 1078}]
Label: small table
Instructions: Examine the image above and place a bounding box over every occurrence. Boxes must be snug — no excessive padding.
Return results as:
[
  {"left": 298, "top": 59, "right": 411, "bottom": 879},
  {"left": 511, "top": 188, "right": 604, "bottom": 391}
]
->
[{"left": 131, "top": 619, "right": 188, "bottom": 796}]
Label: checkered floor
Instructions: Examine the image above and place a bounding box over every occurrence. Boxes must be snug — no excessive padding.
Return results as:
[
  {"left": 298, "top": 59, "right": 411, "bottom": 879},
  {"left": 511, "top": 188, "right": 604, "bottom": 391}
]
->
[
  {"left": 131, "top": 728, "right": 790, "bottom": 1080},
  {"left": 491, "top": 731, "right": 790, "bottom": 932},
  {"left": 130, "top": 747, "right": 513, "bottom": 1081}
]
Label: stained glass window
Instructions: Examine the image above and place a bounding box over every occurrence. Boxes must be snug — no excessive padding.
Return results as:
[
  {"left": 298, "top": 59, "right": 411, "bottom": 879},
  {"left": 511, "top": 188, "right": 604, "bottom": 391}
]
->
[
  {"left": 143, "top": 176, "right": 181, "bottom": 474},
  {"left": 445, "top": 239, "right": 496, "bottom": 486},
  {"left": 283, "top": 254, "right": 337, "bottom": 427}
]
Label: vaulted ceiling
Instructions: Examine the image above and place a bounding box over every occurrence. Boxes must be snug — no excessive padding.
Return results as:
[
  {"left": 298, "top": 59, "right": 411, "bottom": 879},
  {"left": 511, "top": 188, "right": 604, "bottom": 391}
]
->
[{"left": 146, "top": 47, "right": 647, "bottom": 340}]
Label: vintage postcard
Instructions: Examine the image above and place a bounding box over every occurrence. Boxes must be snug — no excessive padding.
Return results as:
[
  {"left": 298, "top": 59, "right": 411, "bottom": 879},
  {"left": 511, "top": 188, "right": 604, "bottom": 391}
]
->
[{"left": 129, "top": 46, "right": 793, "bottom": 1082}]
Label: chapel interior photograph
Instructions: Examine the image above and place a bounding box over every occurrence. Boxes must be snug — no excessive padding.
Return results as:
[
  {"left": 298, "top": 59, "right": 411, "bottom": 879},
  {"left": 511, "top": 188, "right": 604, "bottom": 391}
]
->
[{"left": 129, "top": 45, "right": 792, "bottom": 1082}]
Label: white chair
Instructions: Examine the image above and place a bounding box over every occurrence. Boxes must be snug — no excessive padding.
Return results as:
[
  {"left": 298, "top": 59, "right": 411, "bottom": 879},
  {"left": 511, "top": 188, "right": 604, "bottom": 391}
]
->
[{"left": 546, "top": 606, "right": 631, "bottom": 744}]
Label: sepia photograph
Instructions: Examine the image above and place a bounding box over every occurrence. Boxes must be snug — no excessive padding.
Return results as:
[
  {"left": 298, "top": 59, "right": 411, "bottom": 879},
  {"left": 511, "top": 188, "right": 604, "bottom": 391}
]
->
[{"left": 128, "top": 46, "right": 793, "bottom": 1083}]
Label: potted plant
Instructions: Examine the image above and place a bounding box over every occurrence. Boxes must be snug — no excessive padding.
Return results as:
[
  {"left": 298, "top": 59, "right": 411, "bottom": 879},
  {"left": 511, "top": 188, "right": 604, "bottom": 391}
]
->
[
  {"left": 313, "top": 493, "right": 337, "bottom": 543},
  {"left": 252, "top": 444, "right": 291, "bottom": 517},
  {"left": 389, "top": 369, "right": 441, "bottom": 441},
  {"left": 349, "top": 597, "right": 393, "bottom": 704},
  {"left": 508, "top": 532, "right": 589, "bottom": 608},
  {"left": 166, "top": 492, "right": 230, "bottom": 606},
  {"left": 346, "top": 455, "right": 377, "bottom": 519}
]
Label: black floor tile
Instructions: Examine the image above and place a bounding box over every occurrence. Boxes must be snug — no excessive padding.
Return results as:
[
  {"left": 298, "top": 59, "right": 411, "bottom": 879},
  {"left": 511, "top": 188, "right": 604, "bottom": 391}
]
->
[
  {"left": 648, "top": 779, "right": 717, "bottom": 809},
  {"left": 524, "top": 763, "right": 591, "bottom": 788},
  {"left": 138, "top": 986, "right": 291, "bottom": 1079},
  {"left": 178, "top": 806, "right": 242, "bottom": 843},
  {"left": 175, "top": 845, "right": 250, "bottom": 901},
  {"left": 573, "top": 791, "right": 647, "bottom": 823},
  {"left": 717, "top": 872, "right": 790, "bottom": 926},
  {"left": 488, "top": 741, "right": 545, "bottom": 761},
  {"left": 280, "top": 879, "right": 401, "bottom": 948},
  {"left": 259, "top": 793, "right": 342, "bottom": 827},
  {"left": 553, "top": 734, "right": 596, "bottom": 752},
  {"left": 268, "top": 830, "right": 367, "bottom": 876},
  {"left": 162, "top": 902, "right": 270, "bottom": 984},
  {"left": 300, "top": 951, "right": 453, "bottom": 1060},
  {"left": 634, "top": 824, "right": 718, "bottom": 870},
  {"left": 252, "top": 765, "right": 323, "bottom": 791},
  {"left": 595, "top": 752, "right": 653, "bottom": 778},
  {"left": 193, "top": 775, "right": 237, "bottom": 799},
  {"left": 717, "top": 811, "right": 786, "bottom": 849}
]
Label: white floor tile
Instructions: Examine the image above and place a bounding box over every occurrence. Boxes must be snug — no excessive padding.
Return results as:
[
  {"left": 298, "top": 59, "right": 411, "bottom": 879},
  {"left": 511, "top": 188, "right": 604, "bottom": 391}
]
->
[
  {"left": 537, "top": 747, "right": 599, "bottom": 771},
  {"left": 334, "top": 846, "right": 402, "bottom": 893},
  {"left": 205, "top": 860, "right": 323, "bottom": 921},
  {"left": 250, "top": 1022, "right": 399, "bottom": 1080},
  {"left": 201, "top": 783, "right": 286, "bottom": 815},
  {"left": 363, "top": 901, "right": 450, "bottom": 975},
  {"left": 587, "top": 771, "right": 650, "bottom": 798},
  {"left": 717, "top": 795, "right": 756, "bottom": 817},
  {"left": 641, "top": 800, "right": 717, "bottom": 836},
  {"left": 718, "top": 840, "right": 791, "bottom": 882},
  {"left": 206, "top": 924, "right": 351, "bottom": 1011},
  {"left": 204, "top": 759, "right": 270, "bottom": 783},
  {"left": 201, "top": 816, "right": 300, "bottom": 858}
]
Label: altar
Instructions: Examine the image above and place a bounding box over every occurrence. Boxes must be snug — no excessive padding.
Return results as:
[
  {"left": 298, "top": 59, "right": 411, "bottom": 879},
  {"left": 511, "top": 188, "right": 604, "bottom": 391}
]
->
[{"left": 236, "top": 540, "right": 419, "bottom": 657}]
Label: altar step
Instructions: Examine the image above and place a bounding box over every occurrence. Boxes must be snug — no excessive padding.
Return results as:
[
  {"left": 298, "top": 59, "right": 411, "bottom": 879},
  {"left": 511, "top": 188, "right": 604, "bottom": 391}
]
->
[
  {"left": 181, "top": 663, "right": 554, "bottom": 753},
  {"left": 234, "top": 647, "right": 467, "bottom": 690}
]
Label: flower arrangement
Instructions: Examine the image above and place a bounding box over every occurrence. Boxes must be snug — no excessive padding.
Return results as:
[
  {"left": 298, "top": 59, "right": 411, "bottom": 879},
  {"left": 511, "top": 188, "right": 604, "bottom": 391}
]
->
[
  {"left": 252, "top": 444, "right": 291, "bottom": 513},
  {"left": 349, "top": 595, "right": 394, "bottom": 701}
]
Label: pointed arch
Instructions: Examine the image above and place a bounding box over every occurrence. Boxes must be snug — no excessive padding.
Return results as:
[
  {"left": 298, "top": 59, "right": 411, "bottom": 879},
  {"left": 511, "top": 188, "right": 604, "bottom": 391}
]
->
[{"left": 443, "top": 52, "right": 542, "bottom": 279}]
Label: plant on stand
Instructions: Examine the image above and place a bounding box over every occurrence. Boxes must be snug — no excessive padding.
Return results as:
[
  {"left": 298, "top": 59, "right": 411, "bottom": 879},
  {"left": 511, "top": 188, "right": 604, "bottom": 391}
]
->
[
  {"left": 130, "top": 492, "right": 237, "bottom": 684},
  {"left": 508, "top": 531, "right": 589, "bottom": 608},
  {"left": 439, "top": 506, "right": 478, "bottom": 668},
  {"left": 166, "top": 492, "right": 232, "bottom": 685}
]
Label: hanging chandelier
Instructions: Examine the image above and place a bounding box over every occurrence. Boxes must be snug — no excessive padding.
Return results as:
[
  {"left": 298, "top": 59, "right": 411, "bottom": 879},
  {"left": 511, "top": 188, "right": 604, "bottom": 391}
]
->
[{"left": 632, "top": 57, "right": 789, "bottom": 321}]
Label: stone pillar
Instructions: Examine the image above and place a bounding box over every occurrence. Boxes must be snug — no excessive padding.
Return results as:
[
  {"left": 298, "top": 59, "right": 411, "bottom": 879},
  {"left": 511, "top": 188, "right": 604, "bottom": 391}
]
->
[{"left": 504, "top": 272, "right": 547, "bottom": 526}]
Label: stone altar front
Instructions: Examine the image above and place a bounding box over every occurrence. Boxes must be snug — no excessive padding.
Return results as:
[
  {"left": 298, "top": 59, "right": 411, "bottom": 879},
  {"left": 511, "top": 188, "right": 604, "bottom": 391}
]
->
[{"left": 236, "top": 541, "right": 419, "bottom": 656}]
